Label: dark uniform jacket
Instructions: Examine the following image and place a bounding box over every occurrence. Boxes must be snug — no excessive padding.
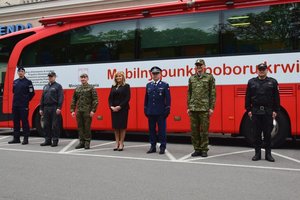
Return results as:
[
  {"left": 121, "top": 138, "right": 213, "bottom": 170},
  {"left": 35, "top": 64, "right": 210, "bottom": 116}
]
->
[
  {"left": 108, "top": 84, "right": 130, "bottom": 110},
  {"left": 40, "top": 81, "right": 64, "bottom": 110},
  {"left": 245, "top": 76, "right": 280, "bottom": 115},
  {"left": 13, "top": 77, "right": 35, "bottom": 107},
  {"left": 144, "top": 80, "right": 171, "bottom": 116}
]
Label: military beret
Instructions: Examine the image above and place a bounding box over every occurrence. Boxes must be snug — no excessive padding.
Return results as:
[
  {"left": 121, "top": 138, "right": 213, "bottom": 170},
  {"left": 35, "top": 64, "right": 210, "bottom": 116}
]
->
[
  {"left": 257, "top": 63, "right": 267, "bottom": 69},
  {"left": 80, "top": 73, "right": 88, "bottom": 78},
  {"left": 17, "top": 66, "right": 25, "bottom": 72},
  {"left": 48, "top": 71, "right": 56, "bottom": 77},
  {"left": 195, "top": 59, "right": 205, "bottom": 65},
  {"left": 150, "top": 66, "right": 162, "bottom": 73}
]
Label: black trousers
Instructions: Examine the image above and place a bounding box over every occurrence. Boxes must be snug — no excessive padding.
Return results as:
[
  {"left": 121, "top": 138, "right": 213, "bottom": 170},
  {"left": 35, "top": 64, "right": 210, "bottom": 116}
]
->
[
  {"left": 13, "top": 106, "right": 30, "bottom": 139},
  {"left": 252, "top": 114, "right": 273, "bottom": 151},
  {"left": 43, "top": 106, "right": 61, "bottom": 142}
]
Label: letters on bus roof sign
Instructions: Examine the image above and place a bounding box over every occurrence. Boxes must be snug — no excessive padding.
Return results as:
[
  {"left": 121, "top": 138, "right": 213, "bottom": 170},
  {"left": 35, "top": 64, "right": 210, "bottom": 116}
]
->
[{"left": 0, "top": 23, "right": 33, "bottom": 36}]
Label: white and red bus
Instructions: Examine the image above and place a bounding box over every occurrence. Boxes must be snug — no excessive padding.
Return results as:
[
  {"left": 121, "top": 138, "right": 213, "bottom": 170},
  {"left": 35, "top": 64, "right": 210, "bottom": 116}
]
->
[{"left": 0, "top": 0, "right": 299, "bottom": 147}]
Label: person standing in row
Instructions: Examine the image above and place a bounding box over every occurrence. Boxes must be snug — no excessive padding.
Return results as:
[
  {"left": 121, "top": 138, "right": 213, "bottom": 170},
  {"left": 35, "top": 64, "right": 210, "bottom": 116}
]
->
[
  {"left": 109, "top": 71, "right": 131, "bottom": 151},
  {"left": 8, "top": 67, "right": 35, "bottom": 145},
  {"left": 39, "top": 71, "right": 64, "bottom": 147},
  {"left": 71, "top": 73, "right": 98, "bottom": 150},
  {"left": 187, "top": 59, "right": 216, "bottom": 157},
  {"left": 144, "top": 66, "right": 171, "bottom": 155},
  {"left": 245, "top": 63, "right": 280, "bottom": 162}
]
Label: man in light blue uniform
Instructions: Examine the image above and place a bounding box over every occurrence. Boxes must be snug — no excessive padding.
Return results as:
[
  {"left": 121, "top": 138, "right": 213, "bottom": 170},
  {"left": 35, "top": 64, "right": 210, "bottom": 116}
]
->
[{"left": 144, "top": 66, "right": 171, "bottom": 154}]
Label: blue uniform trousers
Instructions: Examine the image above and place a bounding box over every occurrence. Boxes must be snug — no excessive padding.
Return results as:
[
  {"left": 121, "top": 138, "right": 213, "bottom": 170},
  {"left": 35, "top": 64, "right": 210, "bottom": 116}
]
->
[
  {"left": 13, "top": 106, "right": 30, "bottom": 139},
  {"left": 148, "top": 115, "right": 166, "bottom": 149}
]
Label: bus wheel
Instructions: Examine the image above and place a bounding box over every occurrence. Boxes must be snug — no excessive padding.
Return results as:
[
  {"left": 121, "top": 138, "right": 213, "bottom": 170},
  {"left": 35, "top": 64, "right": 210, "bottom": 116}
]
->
[
  {"left": 240, "top": 110, "right": 290, "bottom": 148},
  {"left": 34, "top": 112, "right": 44, "bottom": 137}
]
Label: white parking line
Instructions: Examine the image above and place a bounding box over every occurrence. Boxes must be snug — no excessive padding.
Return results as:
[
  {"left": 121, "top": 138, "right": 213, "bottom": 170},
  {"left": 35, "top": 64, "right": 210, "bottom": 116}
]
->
[
  {"left": 186, "top": 149, "right": 254, "bottom": 162},
  {"left": 66, "top": 141, "right": 115, "bottom": 153},
  {"left": 178, "top": 152, "right": 193, "bottom": 161},
  {"left": 59, "top": 139, "right": 78, "bottom": 153},
  {"left": 0, "top": 136, "right": 10, "bottom": 140},
  {"left": 272, "top": 151, "right": 300, "bottom": 164},
  {"left": 69, "top": 143, "right": 149, "bottom": 153},
  {"left": 0, "top": 147, "right": 299, "bottom": 172},
  {"left": 165, "top": 149, "right": 177, "bottom": 161}
]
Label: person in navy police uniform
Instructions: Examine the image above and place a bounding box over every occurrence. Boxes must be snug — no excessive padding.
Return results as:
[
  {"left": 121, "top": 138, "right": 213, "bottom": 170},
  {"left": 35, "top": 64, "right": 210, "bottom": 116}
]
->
[
  {"left": 8, "top": 67, "right": 35, "bottom": 145},
  {"left": 144, "top": 66, "right": 171, "bottom": 154}
]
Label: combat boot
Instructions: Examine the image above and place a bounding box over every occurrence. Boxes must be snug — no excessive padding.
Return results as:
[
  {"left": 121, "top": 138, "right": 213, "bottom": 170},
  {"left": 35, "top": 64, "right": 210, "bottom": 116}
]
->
[
  {"left": 84, "top": 141, "right": 90, "bottom": 149},
  {"left": 75, "top": 141, "right": 85, "bottom": 149},
  {"left": 51, "top": 140, "right": 58, "bottom": 147},
  {"left": 252, "top": 148, "right": 261, "bottom": 161},
  {"left": 8, "top": 137, "right": 21, "bottom": 144},
  {"left": 22, "top": 137, "right": 28, "bottom": 145},
  {"left": 265, "top": 149, "right": 275, "bottom": 162}
]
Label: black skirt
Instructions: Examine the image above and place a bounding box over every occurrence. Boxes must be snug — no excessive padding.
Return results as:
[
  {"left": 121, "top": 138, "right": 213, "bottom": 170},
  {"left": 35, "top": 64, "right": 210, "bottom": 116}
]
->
[{"left": 111, "top": 108, "right": 129, "bottom": 129}]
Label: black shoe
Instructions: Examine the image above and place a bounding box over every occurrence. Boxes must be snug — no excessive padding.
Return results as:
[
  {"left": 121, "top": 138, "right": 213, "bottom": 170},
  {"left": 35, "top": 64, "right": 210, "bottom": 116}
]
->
[
  {"left": 51, "top": 140, "right": 58, "bottom": 147},
  {"left": 147, "top": 147, "right": 156, "bottom": 154},
  {"left": 113, "top": 147, "right": 119, "bottom": 151},
  {"left": 84, "top": 142, "right": 90, "bottom": 149},
  {"left": 8, "top": 138, "right": 21, "bottom": 144},
  {"left": 40, "top": 141, "right": 52, "bottom": 146},
  {"left": 201, "top": 152, "right": 208, "bottom": 157},
  {"left": 118, "top": 145, "right": 124, "bottom": 151},
  {"left": 191, "top": 151, "right": 201, "bottom": 157},
  {"left": 252, "top": 154, "right": 261, "bottom": 161},
  {"left": 22, "top": 138, "right": 28, "bottom": 145},
  {"left": 75, "top": 143, "right": 84, "bottom": 149},
  {"left": 159, "top": 148, "right": 165, "bottom": 154},
  {"left": 265, "top": 154, "right": 275, "bottom": 162}
]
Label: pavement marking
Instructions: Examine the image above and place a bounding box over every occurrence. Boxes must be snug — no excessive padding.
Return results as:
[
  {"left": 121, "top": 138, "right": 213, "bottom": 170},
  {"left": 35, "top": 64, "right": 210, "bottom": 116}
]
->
[
  {"left": 178, "top": 152, "right": 193, "bottom": 161},
  {"left": 59, "top": 139, "right": 78, "bottom": 153},
  {"left": 0, "top": 147, "right": 300, "bottom": 172},
  {"left": 66, "top": 141, "right": 115, "bottom": 153},
  {"left": 272, "top": 151, "right": 300, "bottom": 164},
  {"left": 186, "top": 149, "right": 254, "bottom": 162},
  {"left": 165, "top": 149, "right": 177, "bottom": 161},
  {"left": 68, "top": 143, "right": 149, "bottom": 153},
  {"left": 0, "top": 136, "right": 10, "bottom": 140}
]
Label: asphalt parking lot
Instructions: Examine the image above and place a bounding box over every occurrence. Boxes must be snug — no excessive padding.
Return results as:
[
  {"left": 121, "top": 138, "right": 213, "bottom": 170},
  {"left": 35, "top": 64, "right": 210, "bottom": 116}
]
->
[{"left": 1, "top": 130, "right": 300, "bottom": 200}]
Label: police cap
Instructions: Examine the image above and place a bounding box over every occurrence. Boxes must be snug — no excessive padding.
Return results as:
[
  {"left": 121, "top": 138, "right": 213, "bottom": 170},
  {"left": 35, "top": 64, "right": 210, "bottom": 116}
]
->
[
  {"left": 17, "top": 66, "right": 25, "bottom": 72},
  {"left": 80, "top": 73, "right": 88, "bottom": 78},
  {"left": 48, "top": 71, "right": 56, "bottom": 77},
  {"left": 195, "top": 59, "right": 205, "bottom": 66},
  {"left": 258, "top": 63, "right": 267, "bottom": 70},
  {"left": 150, "top": 66, "right": 162, "bottom": 74}
]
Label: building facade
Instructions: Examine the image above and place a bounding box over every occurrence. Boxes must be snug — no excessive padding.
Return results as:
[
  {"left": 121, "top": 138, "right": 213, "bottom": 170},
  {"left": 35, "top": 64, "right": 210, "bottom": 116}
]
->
[{"left": 0, "top": 0, "right": 175, "bottom": 35}]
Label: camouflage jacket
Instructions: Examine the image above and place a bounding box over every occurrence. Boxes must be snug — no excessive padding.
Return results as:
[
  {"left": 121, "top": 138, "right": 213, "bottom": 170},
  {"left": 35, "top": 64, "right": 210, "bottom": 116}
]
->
[
  {"left": 70, "top": 84, "right": 98, "bottom": 113},
  {"left": 187, "top": 73, "right": 216, "bottom": 111}
]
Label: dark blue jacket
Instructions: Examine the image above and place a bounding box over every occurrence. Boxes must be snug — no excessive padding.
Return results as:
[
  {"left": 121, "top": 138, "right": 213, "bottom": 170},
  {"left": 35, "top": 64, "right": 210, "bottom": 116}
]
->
[
  {"left": 13, "top": 77, "right": 35, "bottom": 107},
  {"left": 144, "top": 80, "right": 171, "bottom": 116}
]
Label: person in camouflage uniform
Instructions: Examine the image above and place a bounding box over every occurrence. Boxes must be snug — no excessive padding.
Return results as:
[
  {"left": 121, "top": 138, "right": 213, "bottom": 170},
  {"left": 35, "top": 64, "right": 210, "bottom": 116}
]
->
[
  {"left": 71, "top": 73, "right": 98, "bottom": 149},
  {"left": 187, "top": 59, "right": 216, "bottom": 157}
]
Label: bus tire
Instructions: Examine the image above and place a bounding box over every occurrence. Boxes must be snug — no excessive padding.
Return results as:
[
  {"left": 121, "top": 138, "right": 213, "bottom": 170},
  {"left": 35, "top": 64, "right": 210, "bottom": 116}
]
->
[
  {"left": 34, "top": 111, "right": 44, "bottom": 137},
  {"left": 240, "top": 110, "right": 290, "bottom": 148}
]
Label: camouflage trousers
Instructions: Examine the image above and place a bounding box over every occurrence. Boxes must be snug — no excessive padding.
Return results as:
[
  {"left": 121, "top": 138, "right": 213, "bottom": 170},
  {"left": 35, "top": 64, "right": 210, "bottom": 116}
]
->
[
  {"left": 76, "top": 111, "right": 92, "bottom": 143},
  {"left": 189, "top": 111, "right": 210, "bottom": 152}
]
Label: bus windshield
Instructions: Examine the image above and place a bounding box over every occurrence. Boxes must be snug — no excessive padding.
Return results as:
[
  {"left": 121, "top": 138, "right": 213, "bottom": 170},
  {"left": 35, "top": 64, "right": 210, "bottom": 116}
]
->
[{"left": 0, "top": 32, "right": 34, "bottom": 96}]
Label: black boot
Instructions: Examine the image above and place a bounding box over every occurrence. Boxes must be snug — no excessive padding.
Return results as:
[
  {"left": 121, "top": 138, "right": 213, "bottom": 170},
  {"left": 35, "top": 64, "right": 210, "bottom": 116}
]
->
[
  {"left": 84, "top": 141, "right": 90, "bottom": 149},
  {"left": 8, "top": 137, "right": 21, "bottom": 144},
  {"left": 75, "top": 141, "right": 85, "bottom": 149},
  {"left": 252, "top": 148, "right": 261, "bottom": 161},
  {"left": 147, "top": 146, "right": 156, "bottom": 154},
  {"left": 51, "top": 140, "right": 58, "bottom": 147},
  {"left": 265, "top": 150, "right": 275, "bottom": 162},
  {"left": 40, "top": 140, "right": 52, "bottom": 146},
  {"left": 22, "top": 137, "right": 28, "bottom": 145}
]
